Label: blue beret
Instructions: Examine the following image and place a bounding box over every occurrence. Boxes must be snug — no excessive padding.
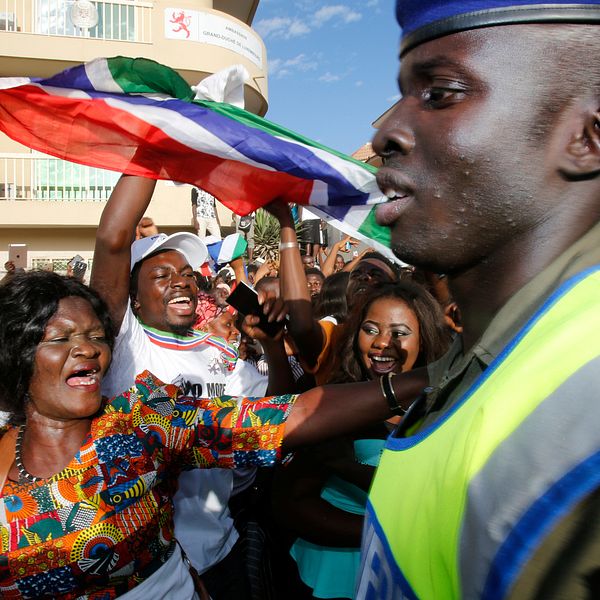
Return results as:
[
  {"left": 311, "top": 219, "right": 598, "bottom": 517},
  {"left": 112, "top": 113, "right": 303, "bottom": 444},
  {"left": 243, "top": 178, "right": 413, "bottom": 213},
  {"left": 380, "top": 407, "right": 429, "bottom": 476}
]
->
[{"left": 397, "top": 1, "right": 600, "bottom": 55}]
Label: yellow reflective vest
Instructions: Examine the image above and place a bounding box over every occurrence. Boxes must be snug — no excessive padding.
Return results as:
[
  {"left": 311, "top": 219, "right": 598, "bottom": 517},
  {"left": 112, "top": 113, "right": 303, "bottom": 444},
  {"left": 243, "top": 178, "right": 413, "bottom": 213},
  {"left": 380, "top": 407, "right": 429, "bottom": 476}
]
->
[{"left": 357, "top": 267, "right": 600, "bottom": 599}]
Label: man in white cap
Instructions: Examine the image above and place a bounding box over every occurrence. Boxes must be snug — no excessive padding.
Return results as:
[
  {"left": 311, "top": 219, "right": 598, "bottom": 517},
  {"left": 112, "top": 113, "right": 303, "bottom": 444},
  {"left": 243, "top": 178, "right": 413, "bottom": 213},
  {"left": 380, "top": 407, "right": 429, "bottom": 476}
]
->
[{"left": 92, "top": 175, "right": 290, "bottom": 599}]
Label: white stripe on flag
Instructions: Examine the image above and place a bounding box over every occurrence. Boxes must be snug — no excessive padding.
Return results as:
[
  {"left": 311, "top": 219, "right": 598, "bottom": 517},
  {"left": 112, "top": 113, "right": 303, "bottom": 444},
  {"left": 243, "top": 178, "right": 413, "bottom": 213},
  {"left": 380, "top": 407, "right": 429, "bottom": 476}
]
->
[
  {"left": 0, "top": 77, "right": 31, "bottom": 91},
  {"left": 37, "top": 84, "right": 92, "bottom": 100},
  {"left": 274, "top": 133, "right": 382, "bottom": 198},
  {"left": 219, "top": 235, "right": 237, "bottom": 262},
  {"left": 84, "top": 59, "right": 123, "bottom": 94},
  {"left": 218, "top": 234, "right": 246, "bottom": 262},
  {"left": 103, "top": 97, "right": 277, "bottom": 171}
]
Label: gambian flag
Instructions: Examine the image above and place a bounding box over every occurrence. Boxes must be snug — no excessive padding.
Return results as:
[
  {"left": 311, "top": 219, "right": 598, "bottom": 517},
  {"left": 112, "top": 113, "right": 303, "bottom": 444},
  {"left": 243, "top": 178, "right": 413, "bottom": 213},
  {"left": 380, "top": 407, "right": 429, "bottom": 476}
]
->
[
  {"left": 0, "top": 56, "right": 393, "bottom": 255},
  {"left": 206, "top": 233, "right": 247, "bottom": 268}
]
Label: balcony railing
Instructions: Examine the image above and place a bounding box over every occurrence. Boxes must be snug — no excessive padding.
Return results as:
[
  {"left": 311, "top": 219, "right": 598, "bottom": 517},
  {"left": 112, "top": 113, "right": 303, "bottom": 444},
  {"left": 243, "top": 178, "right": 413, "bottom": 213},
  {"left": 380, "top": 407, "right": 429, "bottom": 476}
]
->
[
  {"left": 0, "top": 0, "right": 152, "bottom": 42},
  {"left": 0, "top": 153, "right": 118, "bottom": 201}
]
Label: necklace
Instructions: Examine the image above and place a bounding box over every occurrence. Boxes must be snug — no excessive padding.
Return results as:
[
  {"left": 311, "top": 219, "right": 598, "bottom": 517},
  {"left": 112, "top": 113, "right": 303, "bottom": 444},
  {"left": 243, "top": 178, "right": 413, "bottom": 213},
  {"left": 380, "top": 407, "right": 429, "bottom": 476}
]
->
[{"left": 15, "top": 425, "right": 41, "bottom": 483}]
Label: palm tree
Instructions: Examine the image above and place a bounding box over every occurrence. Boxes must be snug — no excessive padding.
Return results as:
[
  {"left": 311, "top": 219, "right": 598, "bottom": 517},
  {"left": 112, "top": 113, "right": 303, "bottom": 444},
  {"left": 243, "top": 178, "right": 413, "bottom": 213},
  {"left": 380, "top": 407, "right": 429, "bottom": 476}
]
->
[{"left": 252, "top": 209, "right": 281, "bottom": 262}]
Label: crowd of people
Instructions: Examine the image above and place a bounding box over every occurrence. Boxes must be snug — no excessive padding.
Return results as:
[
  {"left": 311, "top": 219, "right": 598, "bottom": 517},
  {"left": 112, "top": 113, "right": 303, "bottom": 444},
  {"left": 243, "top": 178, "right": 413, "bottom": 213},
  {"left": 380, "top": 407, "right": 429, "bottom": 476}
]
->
[
  {"left": 1, "top": 1, "right": 600, "bottom": 599},
  {"left": 0, "top": 176, "right": 428, "bottom": 599}
]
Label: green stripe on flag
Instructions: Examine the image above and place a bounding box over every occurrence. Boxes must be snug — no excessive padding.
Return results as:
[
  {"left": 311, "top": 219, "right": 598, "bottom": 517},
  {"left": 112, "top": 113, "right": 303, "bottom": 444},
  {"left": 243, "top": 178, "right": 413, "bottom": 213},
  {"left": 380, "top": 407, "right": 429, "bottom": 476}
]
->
[
  {"left": 357, "top": 207, "right": 392, "bottom": 247},
  {"left": 229, "top": 234, "right": 247, "bottom": 261},
  {"left": 218, "top": 233, "right": 247, "bottom": 263},
  {"left": 107, "top": 56, "right": 194, "bottom": 101},
  {"left": 101, "top": 57, "right": 390, "bottom": 251}
]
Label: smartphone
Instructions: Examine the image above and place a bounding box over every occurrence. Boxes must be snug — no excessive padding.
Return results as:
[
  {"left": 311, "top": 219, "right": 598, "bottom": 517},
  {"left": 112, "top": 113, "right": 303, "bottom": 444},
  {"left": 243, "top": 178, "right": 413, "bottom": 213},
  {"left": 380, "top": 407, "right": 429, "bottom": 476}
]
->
[
  {"left": 72, "top": 261, "right": 88, "bottom": 280},
  {"left": 226, "top": 281, "right": 284, "bottom": 337},
  {"left": 68, "top": 254, "right": 84, "bottom": 268},
  {"left": 8, "top": 243, "right": 27, "bottom": 270}
]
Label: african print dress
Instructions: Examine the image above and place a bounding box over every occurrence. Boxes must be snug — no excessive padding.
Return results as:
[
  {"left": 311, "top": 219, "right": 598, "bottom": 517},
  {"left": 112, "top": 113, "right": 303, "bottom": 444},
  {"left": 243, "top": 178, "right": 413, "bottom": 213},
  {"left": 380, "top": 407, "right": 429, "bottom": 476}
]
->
[{"left": 0, "top": 371, "right": 295, "bottom": 599}]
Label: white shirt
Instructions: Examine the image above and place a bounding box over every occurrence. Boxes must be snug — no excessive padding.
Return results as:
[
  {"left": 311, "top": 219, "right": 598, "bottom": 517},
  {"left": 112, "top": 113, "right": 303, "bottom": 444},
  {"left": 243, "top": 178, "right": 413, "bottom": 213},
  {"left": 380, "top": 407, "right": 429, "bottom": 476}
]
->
[{"left": 103, "top": 303, "right": 267, "bottom": 573}]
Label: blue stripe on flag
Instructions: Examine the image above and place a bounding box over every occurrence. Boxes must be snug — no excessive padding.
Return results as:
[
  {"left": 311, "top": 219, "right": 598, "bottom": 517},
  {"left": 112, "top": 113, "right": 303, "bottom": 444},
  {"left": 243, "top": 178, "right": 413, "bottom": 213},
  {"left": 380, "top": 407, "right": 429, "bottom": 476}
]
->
[
  {"left": 35, "top": 84, "right": 372, "bottom": 206},
  {"left": 39, "top": 64, "right": 95, "bottom": 93},
  {"left": 207, "top": 241, "right": 223, "bottom": 265}
]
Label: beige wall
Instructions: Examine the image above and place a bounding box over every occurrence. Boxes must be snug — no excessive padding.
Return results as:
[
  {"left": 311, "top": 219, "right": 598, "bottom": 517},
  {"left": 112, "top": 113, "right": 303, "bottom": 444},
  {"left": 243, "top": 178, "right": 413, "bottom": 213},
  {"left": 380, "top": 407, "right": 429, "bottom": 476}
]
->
[
  {"left": 0, "top": 180, "right": 233, "bottom": 228},
  {"left": 0, "top": 1, "right": 268, "bottom": 114}
]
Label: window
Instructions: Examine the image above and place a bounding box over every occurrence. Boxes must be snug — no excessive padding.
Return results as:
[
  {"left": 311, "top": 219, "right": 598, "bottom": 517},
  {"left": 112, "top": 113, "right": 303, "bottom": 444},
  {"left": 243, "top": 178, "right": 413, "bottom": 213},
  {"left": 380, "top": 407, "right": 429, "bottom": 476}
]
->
[
  {"left": 33, "top": 153, "right": 119, "bottom": 201},
  {"left": 35, "top": 0, "right": 135, "bottom": 41}
]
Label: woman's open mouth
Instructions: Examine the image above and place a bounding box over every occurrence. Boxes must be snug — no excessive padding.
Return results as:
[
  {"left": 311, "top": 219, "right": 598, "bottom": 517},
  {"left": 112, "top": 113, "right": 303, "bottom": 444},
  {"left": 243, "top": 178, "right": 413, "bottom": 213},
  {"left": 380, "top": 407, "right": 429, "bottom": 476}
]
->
[
  {"left": 369, "top": 355, "right": 398, "bottom": 375},
  {"left": 66, "top": 367, "right": 100, "bottom": 390}
]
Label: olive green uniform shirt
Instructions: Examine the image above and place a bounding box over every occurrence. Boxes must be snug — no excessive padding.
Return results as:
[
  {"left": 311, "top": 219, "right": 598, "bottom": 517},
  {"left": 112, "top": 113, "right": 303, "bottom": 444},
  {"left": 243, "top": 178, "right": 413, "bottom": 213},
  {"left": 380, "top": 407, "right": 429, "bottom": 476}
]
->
[{"left": 421, "top": 221, "right": 600, "bottom": 599}]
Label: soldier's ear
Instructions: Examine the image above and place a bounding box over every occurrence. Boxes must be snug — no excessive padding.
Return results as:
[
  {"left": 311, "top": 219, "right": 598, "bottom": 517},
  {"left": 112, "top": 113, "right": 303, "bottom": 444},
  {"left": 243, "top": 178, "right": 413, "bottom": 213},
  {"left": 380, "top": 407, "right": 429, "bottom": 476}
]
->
[{"left": 559, "top": 108, "right": 600, "bottom": 179}]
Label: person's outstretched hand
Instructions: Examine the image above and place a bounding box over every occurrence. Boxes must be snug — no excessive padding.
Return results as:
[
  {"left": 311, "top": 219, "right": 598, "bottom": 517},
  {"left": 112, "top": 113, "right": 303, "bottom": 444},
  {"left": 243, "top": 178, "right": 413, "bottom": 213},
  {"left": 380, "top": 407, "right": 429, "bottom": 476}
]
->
[
  {"left": 241, "top": 290, "right": 288, "bottom": 343},
  {"left": 339, "top": 235, "right": 359, "bottom": 253}
]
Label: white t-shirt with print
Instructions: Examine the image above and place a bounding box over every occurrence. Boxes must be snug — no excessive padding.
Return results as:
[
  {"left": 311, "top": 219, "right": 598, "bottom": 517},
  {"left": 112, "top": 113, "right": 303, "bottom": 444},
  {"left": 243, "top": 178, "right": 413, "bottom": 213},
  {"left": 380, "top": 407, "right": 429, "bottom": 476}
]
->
[{"left": 102, "top": 303, "right": 267, "bottom": 573}]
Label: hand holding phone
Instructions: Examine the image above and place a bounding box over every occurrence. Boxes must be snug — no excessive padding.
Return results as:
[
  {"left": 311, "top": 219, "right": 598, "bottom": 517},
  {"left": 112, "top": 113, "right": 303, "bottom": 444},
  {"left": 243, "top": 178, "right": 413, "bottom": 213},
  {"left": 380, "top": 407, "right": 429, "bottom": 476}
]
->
[
  {"left": 72, "top": 261, "right": 88, "bottom": 280},
  {"left": 226, "top": 282, "right": 285, "bottom": 338},
  {"left": 340, "top": 236, "right": 357, "bottom": 253},
  {"left": 8, "top": 244, "right": 27, "bottom": 270},
  {"left": 67, "top": 255, "right": 87, "bottom": 281},
  {"left": 67, "top": 254, "right": 84, "bottom": 268}
]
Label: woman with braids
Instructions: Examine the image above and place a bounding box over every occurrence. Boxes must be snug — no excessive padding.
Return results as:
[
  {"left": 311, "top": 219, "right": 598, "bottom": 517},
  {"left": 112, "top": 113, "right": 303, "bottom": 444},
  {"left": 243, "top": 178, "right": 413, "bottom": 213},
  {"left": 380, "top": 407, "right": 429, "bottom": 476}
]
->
[
  {"left": 272, "top": 281, "right": 451, "bottom": 599},
  {"left": 0, "top": 271, "right": 427, "bottom": 599}
]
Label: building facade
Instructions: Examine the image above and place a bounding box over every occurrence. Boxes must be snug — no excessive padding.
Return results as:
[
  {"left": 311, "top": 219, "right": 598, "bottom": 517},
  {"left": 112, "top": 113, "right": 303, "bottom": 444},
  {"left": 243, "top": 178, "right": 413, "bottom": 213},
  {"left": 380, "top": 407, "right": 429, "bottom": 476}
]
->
[{"left": 0, "top": 0, "right": 267, "bottom": 274}]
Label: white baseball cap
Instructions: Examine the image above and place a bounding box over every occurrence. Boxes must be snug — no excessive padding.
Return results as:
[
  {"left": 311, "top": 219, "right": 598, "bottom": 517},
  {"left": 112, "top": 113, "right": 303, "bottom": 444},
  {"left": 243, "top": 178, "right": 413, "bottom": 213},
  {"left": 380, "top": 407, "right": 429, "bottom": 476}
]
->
[{"left": 130, "top": 233, "right": 208, "bottom": 272}]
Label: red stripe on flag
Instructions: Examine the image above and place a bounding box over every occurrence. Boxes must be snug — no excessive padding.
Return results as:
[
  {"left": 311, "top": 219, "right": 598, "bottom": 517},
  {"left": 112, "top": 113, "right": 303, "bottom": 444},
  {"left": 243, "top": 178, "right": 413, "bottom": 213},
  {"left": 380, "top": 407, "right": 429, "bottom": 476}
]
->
[
  {"left": 0, "top": 85, "right": 313, "bottom": 213},
  {"left": 199, "top": 262, "right": 213, "bottom": 277}
]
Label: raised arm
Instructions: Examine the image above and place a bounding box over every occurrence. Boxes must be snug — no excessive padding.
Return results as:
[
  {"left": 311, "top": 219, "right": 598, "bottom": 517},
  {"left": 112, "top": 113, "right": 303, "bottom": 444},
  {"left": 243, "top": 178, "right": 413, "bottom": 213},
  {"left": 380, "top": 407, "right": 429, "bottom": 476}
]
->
[
  {"left": 253, "top": 260, "right": 274, "bottom": 286},
  {"left": 264, "top": 201, "right": 324, "bottom": 368},
  {"left": 90, "top": 175, "right": 157, "bottom": 331},
  {"left": 133, "top": 366, "right": 427, "bottom": 468},
  {"left": 229, "top": 256, "right": 249, "bottom": 286},
  {"left": 342, "top": 246, "right": 374, "bottom": 273},
  {"left": 320, "top": 235, "right": 354, "bottom": 277}
]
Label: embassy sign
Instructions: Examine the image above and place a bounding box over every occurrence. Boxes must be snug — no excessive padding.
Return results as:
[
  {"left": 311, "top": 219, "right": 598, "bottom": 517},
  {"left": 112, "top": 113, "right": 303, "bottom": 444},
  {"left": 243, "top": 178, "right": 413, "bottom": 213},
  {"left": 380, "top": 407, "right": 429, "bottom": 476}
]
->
[{"left": 164, "top": 8, "right": 264, "bottom": 69}]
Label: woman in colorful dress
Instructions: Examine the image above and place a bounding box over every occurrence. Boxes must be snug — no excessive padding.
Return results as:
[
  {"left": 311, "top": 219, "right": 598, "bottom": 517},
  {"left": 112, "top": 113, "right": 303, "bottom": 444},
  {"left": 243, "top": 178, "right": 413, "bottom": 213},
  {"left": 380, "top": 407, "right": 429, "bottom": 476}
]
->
[{"left": 0, "top": 271, "right": 427, "bottom": 599}]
